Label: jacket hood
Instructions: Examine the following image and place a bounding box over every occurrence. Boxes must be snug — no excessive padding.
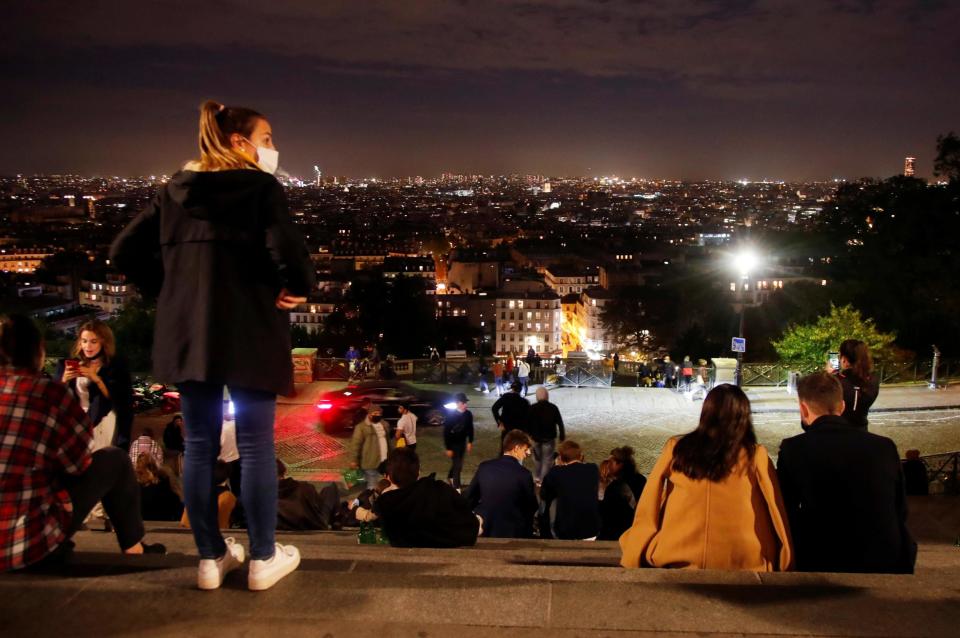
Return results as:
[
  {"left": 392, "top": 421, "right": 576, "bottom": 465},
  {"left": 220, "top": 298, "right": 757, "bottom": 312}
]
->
[{"left": 167, "top": 169, "right": 275, "bottom": 222}]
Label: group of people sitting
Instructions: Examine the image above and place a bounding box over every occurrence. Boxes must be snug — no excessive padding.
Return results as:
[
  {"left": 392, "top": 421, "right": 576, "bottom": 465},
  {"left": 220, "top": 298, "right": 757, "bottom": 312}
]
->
[{"left": 0, "top": 310, "right": 917, "bottom": 576}]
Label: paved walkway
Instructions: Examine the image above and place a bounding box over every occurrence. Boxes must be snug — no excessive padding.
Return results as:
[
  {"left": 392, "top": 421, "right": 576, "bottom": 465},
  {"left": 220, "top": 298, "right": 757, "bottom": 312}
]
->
[{"left": 270, "top": 382, "right": 960, "bottom": 482}]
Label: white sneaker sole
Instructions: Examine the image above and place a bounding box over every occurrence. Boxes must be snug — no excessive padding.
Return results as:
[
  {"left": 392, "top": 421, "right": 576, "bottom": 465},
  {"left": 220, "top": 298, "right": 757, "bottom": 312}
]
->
[
  {"left": 198, "top": 543, "right": 246, "bottom": 591},
  {"left": 248, "top": 551, "right": 301, "bottom": 591}
]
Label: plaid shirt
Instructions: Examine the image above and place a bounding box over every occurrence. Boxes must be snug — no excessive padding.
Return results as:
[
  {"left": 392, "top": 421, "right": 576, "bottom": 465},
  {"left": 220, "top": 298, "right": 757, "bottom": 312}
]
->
[
  {"left": 129, "top": 436, "right": 163, "bottom": 467},
  {"left": 0, "top": 367, "right": 92, "bottom": 571}
]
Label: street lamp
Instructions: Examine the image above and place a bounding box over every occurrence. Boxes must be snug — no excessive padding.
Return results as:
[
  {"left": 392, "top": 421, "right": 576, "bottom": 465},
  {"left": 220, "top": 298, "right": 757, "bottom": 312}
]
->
[{"left": 732, "top": 249, "right": 760, "bottom": 387}]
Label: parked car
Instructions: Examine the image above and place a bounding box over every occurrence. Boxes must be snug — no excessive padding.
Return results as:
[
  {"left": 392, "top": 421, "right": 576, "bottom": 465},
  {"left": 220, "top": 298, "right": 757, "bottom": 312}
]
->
[{"left": 316, "top": 381, "right": 458, "bottom": 435}]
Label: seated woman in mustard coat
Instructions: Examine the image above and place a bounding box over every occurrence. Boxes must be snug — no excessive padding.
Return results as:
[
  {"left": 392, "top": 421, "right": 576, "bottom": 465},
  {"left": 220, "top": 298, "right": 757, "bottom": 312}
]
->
[{"left": 620, "top": 384, "right": 793, "bottom": 571}]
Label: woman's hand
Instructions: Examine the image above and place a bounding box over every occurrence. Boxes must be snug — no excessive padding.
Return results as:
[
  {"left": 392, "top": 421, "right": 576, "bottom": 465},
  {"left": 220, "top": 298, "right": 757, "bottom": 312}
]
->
[
  {"left": 61, "top": 367, "right": 80, "bottom": 383},
  {"left": 78, "top": 360, "right": 103, "bottom": 383},
  {"left": 275, "top": 289, "right": 306, "bottom": 310}
]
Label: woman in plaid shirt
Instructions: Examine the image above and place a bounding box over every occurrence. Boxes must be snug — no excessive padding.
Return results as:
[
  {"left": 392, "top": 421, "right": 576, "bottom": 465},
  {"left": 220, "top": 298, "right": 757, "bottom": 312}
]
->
[{"left": 0, "top": 314, "right": 164, "bottom": 571}]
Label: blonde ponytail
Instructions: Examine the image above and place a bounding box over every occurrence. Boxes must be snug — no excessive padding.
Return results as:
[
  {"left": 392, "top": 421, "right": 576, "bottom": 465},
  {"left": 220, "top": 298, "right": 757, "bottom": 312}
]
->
[{"left": 189, "top": 100, "right": 265, "bottom": 172}]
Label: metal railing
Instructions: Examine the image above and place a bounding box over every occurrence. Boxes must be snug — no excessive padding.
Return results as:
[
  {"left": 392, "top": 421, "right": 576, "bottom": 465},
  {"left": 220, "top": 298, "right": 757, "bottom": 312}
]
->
[
  {"left": 306, "top": 356, "right": 956, "bottom": 387},
  {"left": 920, "top": 451, "right": 960, "bottom": 495}
]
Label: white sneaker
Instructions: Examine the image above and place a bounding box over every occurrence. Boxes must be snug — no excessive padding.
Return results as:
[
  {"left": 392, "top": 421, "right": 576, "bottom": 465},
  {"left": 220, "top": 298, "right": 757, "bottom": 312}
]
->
[
  {"left": 248, "top": 543, "right": 301, "bottom": 591},
  {"left": 197, "top": 537, "right": 246, "bottom": 590}
]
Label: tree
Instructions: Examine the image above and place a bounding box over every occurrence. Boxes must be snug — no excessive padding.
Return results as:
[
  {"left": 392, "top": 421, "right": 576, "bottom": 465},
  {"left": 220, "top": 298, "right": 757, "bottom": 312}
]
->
[
  {"left": 599, "top": 285, "right": 678, "bottom": 355},
  {"left": 772, "top": 304, "right": 896, "bottom": 366},
  {"left": 108, "top": 299, "right": 156, "bottom": 373},
  {"left": 934, "top": 131, "right": 960, "bottom": 182}
]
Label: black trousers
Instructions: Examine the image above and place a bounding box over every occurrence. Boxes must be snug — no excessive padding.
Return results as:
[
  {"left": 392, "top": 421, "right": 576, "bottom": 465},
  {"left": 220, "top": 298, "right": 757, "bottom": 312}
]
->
[
  {"left": 61, "top": 447, "right": 145, "bottom": 551},
  {"left": 447, "top": 446, "right": 466, "bottom": 489}
]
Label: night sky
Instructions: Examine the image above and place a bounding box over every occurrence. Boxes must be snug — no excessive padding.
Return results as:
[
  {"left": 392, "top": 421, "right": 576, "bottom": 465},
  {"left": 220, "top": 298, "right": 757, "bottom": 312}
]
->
[{"left": 3, "top": 1, "right": 959, "bottom": 180}]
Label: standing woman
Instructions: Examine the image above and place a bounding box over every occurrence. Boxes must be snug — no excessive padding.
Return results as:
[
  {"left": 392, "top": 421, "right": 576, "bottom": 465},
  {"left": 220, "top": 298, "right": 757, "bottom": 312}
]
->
[
  {"left": 56, "top": 320, "right": 134, "bottom": 450},
  {"left": 834, "top": 339, "right": 880, "bottom": 430},
  {"left": 620, "top": 384, "right": 792, "bottom": 571},
  {"left": 111, "top": 100, "right": 315, "bottom": 591}
]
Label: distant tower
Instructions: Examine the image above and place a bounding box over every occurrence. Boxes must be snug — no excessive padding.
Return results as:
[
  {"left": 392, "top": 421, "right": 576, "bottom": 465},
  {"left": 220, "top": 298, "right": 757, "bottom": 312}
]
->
[
  {"left": 313, "top": 165, "right": 322, "bottom": 187},
  {"left": 904, "top": 156, "right": 916, "bottom": 177},
  {"left": 543, "top": 181, "right": 552, "bottom": 194}
]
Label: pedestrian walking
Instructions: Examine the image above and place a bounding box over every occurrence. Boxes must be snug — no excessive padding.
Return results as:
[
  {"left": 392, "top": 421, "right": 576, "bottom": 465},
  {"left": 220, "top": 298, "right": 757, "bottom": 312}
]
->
[
  {"left": 529, "top": 387, "right": 565, "bottom": 484},
  {"left": 443, "top": 393, "right": 474, "bottom": 489}
]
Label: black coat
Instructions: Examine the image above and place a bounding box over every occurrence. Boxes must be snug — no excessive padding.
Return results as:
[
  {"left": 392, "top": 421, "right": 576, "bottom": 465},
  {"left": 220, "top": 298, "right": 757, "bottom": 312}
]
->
[
  {"left": 540, "top": 462, "right": 601, "bottom": 540},
  {"left": 491, "top": 392, "right": 530, "bottom": 432},
  {"left": 837, "top": 370, "right": 880, "bottom": 429},
  {"left": 528, "top": 400, "right": 565, "bottom": 443},
  {"left": 110, "top": 170, "right": 314, "bottom": 397},
  {"left": 777, "top": 415, "right": 916, "bottom": 574},
  {"left": 277, "top": 479, "right": 339, "bottom": 531},
  {"left": 375, "top": 474, "right": 480, "bottom": 548},
  {"left": 465, "top": 455, "right": 537, "bottom": 538},
  {"left": 54, "top": 356, "right": 134, "bottom": 449},
  {"left": 598, "top": 478, "right": 636, "bottom": 541}
]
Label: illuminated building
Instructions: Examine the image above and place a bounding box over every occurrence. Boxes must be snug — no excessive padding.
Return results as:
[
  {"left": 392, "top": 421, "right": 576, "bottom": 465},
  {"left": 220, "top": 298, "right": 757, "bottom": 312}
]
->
[
  {"left": 904, "top": 156, "right": 916, "bottom": 177},
  {"left": 495, "top": 291, "right": 561, "bottom": 356}
]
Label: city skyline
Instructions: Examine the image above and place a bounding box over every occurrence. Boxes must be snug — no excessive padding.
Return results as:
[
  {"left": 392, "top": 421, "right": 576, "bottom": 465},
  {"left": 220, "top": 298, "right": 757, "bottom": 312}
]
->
[{"left": 3, "top": 1, "right": 959, "bottom": 180}]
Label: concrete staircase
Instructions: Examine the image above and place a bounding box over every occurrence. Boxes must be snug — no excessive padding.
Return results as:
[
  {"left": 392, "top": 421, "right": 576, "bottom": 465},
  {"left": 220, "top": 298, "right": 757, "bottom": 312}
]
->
[{"left": 3, "top": 497, "right": 960, "bottom": 637}]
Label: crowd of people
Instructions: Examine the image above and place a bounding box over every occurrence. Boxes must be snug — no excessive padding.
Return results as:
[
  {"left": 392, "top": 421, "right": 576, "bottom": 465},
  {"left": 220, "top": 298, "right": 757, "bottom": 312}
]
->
[{"left": 0, "top": 98, "right": 923, "bottom": 596}]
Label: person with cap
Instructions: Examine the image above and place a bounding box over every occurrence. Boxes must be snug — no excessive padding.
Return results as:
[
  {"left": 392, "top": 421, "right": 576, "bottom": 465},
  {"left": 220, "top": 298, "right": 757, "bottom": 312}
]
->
[{"left": 443, "top": 393, "right": 474, "bottom": 489}]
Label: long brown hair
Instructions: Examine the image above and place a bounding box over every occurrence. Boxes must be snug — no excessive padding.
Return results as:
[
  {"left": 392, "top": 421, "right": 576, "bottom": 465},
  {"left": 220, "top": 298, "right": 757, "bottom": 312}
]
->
[
  {"left": 135, "top": 452, "right": 161, "bottom": 486},
  {"left": 672, "top": 384, "right": 757, "bottom": 481},
  {"left": 72, "top": 319, "right": 115, "bottom": 364},
  {"left": 839, "top": 339, "right": 873, "bottom": 380},
  {"left": 188, "top": 100, "right": 264, "bottom": 172}
]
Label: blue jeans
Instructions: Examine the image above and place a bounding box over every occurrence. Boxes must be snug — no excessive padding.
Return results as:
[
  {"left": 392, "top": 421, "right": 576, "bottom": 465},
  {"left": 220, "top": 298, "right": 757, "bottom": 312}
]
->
[
  {"left": 180, "top": 382, "right": 278, "bottom": 561},
  {"left": 532, "top": 439, "right": 556, "bottom": 483},
  {"left": 363, "top": 469, "right": 383, "bottom": 488},
  {"left": 519, "top": 376, "right": 529, "bottom": 396}
]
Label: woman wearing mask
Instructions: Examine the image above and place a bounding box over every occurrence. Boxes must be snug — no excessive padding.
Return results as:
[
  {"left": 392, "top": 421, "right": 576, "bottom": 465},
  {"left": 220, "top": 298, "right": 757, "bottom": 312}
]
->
[
  {"left": 832, "top": 339, "right": 880, "bottom": 430},
  {"left": 56, "top": 320, "right": 134, "bottom": 450},
  {"left": 620, "top": 384, "right": 792, "bottom": 571},
  {"left": 349, "top": 405, "right": 393, "bottom": 487},
  {"left": 111, "top": 100, "right": 314, "bottom": 592}
]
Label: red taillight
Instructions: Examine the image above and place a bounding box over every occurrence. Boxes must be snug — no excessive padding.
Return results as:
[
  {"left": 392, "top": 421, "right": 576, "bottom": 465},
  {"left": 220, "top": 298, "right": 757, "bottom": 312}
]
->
[{"left": 317, "top": 402, "right": 333, "bottom": 410}]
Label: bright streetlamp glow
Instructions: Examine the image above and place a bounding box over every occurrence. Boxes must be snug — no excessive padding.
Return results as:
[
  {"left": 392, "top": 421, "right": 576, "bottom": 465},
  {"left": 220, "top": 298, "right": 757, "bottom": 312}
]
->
[{"left": 734, "top": 250, "right": 759, "bottom": 276}]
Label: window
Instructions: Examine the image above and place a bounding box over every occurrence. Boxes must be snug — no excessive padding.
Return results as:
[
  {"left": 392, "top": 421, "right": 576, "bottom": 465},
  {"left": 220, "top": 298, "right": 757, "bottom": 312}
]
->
[
  {"left": 501, "top": 311, "right": 506, "bottom": 319},
  {"left": 518, "top": 301, "right": 524, "bottom": 309},
  {"left": 509, "top": 300, "right": 515, "bottom": 309},
  {"left": 526, "top": 311, "right": 532, "bottom": 319},
  {"left": 730, "top": 282, "right": 736, "bottom": 291}
]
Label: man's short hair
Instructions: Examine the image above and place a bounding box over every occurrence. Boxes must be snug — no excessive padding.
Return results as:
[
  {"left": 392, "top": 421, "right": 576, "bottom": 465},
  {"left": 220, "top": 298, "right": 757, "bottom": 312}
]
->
[
  {"left": 557, "top": 439, "right": 582, "bottom": 463},
  {"left": 797, "top": 372, "right": 843, "bottom": 415},
  {"left": 386, "top": 447, "right": 420, "bottom": 488},
  {"left": 502, "top": 429, "right": 532, "bottom": 453},
  {"left": 510, "top": 381, "right": 522, "bottom": 392},
  {"left": 142, "top": 427, "right": 155, "bottom": 438},
  {"left": 0, "top": 314, "right": 43, "bottom": 372}
]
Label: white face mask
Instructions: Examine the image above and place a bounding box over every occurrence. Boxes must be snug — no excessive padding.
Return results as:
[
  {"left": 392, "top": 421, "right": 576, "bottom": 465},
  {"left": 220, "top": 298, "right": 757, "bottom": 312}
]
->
[{"left": 243, "top": 137, "right": 279, "bottom": 175}]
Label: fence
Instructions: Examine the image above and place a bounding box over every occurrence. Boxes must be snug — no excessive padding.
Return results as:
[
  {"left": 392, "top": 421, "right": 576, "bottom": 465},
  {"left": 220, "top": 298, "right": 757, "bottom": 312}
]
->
[
  {"left": 922, "top": 451, "right": 960, "bottom": 495},
  {"left": 739, "top": 359, "right": 958, "bottom": 387}
]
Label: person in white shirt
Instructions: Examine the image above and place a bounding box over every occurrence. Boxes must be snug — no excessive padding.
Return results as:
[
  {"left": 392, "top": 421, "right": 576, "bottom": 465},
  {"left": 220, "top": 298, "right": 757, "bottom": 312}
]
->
[
  {"left": 517, "top": 359, "right": 531, "bottom": 397},
  {"left": 395, "top": 404, "right": 418, "bottom": 452}
]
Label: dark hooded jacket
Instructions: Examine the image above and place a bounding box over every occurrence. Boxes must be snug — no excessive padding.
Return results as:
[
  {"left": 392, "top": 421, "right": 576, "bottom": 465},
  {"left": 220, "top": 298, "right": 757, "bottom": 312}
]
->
[
  {"left": 110, "top": 169, "right": 314, "bottom": 396},
  {"left": 375, "top": 474, "right": 480, "bottom": 548}
]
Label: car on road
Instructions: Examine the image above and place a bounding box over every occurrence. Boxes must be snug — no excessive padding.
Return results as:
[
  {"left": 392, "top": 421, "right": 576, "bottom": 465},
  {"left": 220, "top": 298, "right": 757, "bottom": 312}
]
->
[{"left": 315, "top": 381, "right": 459, "bottom": 435}]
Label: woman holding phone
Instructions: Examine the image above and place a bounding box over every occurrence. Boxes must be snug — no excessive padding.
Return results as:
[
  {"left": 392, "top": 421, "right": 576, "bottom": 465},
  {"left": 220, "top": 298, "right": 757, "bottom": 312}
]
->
[
  {"left": 110, "top": 100, "right": 315, "bottom": 592},
  {"left": 56, "top": 320, "right": 133, "bottom": 450}
]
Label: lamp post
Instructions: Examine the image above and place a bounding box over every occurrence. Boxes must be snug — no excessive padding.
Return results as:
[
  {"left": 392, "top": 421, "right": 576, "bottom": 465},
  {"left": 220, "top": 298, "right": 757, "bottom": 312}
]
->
[{"left": 733, "top": 250, "right": 758, "bottom": 388}]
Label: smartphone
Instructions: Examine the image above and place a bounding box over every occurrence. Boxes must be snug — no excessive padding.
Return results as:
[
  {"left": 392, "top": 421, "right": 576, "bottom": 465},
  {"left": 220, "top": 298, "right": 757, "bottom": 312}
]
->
[
  {"left": 65, "top": 359, "right": 80, "bottom": 370},
  {"left": 828, "top": 352, "right": 840, "bottom": 371}
]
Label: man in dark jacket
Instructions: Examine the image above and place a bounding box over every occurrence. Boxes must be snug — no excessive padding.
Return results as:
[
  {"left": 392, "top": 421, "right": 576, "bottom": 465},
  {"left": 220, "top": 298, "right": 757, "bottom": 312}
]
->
[
  {"left": 539, "top": 440, "right": 600, "bottom": 540},
  {"left": 777, "top": 372, "right": 916, "bottom": 574},
  {"left": 491, "top": 381, "right": 530, "bottom": 448},
  {"left": 443, "top": 393, "right": 474, "bottom": 489},
  {"left": 528, "top": 386, "right": 565, "bottom": 484},
  {"left": 375, "top": 448, "right": 480, "bottom": 548},
  {"left": 276, "top": 460, "right": 340, "bottom": 531},
  {"left": 465, "top": 430, "right": 538, "bottom": 538}
]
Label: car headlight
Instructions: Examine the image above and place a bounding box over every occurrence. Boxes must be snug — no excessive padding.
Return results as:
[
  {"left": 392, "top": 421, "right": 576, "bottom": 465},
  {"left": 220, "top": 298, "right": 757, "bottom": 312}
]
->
[{"left": 443, "top": 402, "right": 458, "bottom": 410}]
